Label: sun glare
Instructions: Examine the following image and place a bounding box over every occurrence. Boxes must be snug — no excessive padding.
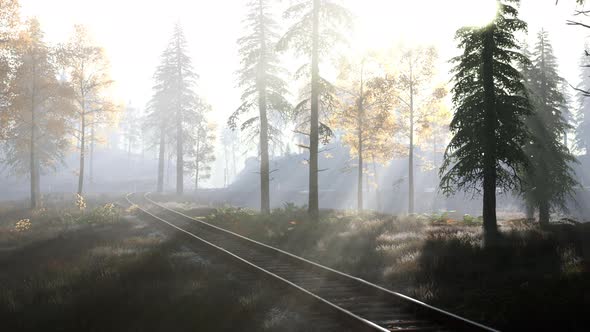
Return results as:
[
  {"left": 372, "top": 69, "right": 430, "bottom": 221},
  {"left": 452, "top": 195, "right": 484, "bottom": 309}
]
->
[{"left": 455, "top": 0, "right": 498, "bottom": 27}]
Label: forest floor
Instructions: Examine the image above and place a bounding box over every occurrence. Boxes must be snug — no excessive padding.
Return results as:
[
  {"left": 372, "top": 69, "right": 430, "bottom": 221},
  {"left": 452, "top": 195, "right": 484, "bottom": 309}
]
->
[
  {"left": 0, "top": 196, "right": 340, "bottom": 332},
  {"left": 151, "top": 200, "right": 590, "bottom": 332}
]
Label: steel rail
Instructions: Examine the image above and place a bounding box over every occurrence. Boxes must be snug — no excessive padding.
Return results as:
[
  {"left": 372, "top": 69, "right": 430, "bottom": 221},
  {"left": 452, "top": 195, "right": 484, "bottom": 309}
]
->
[{"left": 127, "top": 192, "right": 500, "bottom": 332}]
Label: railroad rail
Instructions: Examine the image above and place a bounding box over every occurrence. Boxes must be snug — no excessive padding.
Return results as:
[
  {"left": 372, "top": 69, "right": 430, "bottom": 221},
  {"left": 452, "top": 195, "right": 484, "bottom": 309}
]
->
[{"left": 126, "top": 192, "right": 499, "bottom": 332}]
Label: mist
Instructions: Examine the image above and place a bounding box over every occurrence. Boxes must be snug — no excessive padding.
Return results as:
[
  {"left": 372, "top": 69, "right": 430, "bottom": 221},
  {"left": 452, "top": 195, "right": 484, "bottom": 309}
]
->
[{"left": 2, "top": 1, "right": 590, "bottom": 331}]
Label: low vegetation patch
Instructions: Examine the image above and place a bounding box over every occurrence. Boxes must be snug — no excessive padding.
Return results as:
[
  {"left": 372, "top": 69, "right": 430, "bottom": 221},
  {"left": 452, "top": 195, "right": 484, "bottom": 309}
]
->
[
  {"left": 0, "top": 198, "right": 336, "bottom": 332},
  {"left": 185, "top": 203, "right": 590, "bottom": 331}
]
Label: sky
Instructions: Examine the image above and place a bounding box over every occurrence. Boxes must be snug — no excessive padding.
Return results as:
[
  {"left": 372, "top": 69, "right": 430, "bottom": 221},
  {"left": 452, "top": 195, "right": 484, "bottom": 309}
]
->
[{"left": 18, "top": 0, "right": 590, "bottom": 187}]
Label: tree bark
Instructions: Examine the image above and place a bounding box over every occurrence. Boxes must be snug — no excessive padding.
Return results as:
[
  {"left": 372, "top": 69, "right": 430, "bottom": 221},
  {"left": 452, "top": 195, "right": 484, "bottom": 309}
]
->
[
  {"left": 176, "top": 37, "right": 184, "bottom": 195},
  {"left": 408, "top": 58, "right": 415, "bottom": 214},
  {"left": 157, "top": 125, "right": 165, "bottom": 193},
  {"left": 357, "top": 63, "right": 364, "bottom": 212},
  {"left": 482, "top": 28, "right": 498, "bottom": 246},
  {"left": 78, "top": 111, "right": 85, "bottom": 195},
  {"left": 195, "top": 128, "right": 201, "bottom": 193},
  {"left": 371, "top": 156, "right": 382, "bottom": 212},
  {"left": 258, "top": 0, "right": 270, "bottom": 214},
  {"left": 89, "top": 120, "right": 95, "bottom": 185},
  {"left": 308, "top": 0, "right": 320, "bottom": 220},
  {"left": 30, "top": 86, "right": 38, "bottom": 209},
  {"left": 539, "top": 201, "right": 550, "bottom": 227}
]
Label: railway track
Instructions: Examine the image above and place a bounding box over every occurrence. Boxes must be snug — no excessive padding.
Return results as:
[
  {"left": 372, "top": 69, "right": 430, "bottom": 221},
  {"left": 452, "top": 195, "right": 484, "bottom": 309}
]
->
[{"left": 126, "top": 192, "right": 499, "bottom": 332}]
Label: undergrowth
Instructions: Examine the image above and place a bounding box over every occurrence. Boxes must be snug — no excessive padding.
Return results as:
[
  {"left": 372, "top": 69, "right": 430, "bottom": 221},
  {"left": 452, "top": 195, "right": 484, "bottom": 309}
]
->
[{"left": 196, "top": 203, "right": 590, "bottom": 331}]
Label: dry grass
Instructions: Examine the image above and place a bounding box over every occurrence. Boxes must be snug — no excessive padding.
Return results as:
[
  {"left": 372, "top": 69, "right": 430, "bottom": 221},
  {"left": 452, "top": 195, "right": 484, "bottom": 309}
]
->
[
  {"left": 198, "top": 205, "right": 590, "bottom": 331},
  {"left": 0, "top": 199, "right": 347, "bottom": 332}
]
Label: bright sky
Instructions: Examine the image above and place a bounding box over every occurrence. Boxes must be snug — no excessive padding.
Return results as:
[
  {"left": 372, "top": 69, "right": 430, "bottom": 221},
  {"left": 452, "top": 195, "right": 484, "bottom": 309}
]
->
[{"left": 19, "top": 0, "right": 589, "bottom": 186}]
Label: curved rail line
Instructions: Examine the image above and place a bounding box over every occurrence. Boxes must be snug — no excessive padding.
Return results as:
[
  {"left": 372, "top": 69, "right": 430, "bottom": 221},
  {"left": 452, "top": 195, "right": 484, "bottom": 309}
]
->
[{"left": 126, "top": 192, "right": 499, "bottom": 332}]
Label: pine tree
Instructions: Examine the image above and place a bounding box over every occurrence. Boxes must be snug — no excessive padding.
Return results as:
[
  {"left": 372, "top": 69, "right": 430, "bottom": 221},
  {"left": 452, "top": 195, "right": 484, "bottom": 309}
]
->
[
  {"left": 230, "top": 0, "right": 290, "bottom": 213},
  {"left": 190, "top": 116, "right": 216, "bottom": 192},
  {"left": 120, "top": 102, "right": 142, "bottom": 162},
  {"left": 440, "top": 0, "right": 532, "bottom": 245},
  {"left": 521, "top": 30, "right": 577, "bottom": 225},
  {"left": 2, "top": 19, "right": 74, "bottom": 208},
  {"left": 146, "top": 23, "right": 200, "bottom": 194},
  {"left": 278, "top": 0, "right": 352, "bottom": 219},
  {"left": 575, "top": 51, "right": 590, "bottom": 157}
]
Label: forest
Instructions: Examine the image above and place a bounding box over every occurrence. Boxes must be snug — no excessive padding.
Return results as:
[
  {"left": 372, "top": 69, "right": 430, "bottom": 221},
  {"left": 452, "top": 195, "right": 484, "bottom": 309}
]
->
[{"left": 1, "top": 0, "right": 589, "bottom": 331}]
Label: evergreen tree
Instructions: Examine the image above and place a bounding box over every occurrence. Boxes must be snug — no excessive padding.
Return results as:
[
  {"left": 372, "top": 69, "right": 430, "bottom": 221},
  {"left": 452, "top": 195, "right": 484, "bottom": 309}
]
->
[
  {"left": 230, "top": 0, "right": 290, "bottom": 213},
  {"left": 2, "top": 19, "right": 74, "bottom": 208},
  {"left": 575, "top": 51, "right": 590, "bottom": 157},
  {"left": 440, "top": 0, "right": 532, "bottom": 245},
  {"left": 278, "top": 0, "right": 352, "bottom": 219},
  {"left": 120, "top": 102, "right": 142, "bottom": 161},
  {"left": 190, "top": 115, "right": 216, "bottom": 192},
  {"left": 521, "top": 30, "right": 577, "bottom": 225},
  {"left": 146, "top": 23, "right": 200, "bottom": 194}
]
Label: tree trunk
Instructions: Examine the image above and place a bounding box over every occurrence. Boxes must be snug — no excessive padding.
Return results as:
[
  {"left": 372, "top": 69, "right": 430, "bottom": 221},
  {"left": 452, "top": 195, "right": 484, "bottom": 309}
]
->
[
  {"left": 482, "top": 28, "right": 498, "bottom": 246},
  {"left": 78, "top": 112, "right": 85, "bottom": 195},
  {"left": 408, "top": 60, "right": 415, "bottom": 215},
  {"left": 157, "top": 126, "right": 165, "bottom": 193},
  {"left": 176, "top": 113, "right": 183, "bottom": 195},
  {"left": 371, "top": 155, "right": 382, "bottom": 212},
  {"left": 526, "top": 204, "right": 534, "bottom": 220},
  {"left": 308, "top": 0, "right": 320, "bottom": 220},
  {"left": 195, "top": 129, "right": 201, "bottom": 193},
  {"left": 538, "top": 201, "right": 550, "bottom": 227},
  {"left": 89, "top": 120, "right": 95, "bottom": 185},
  {"left": 176, "top": 35, "right": 184, "bottom": 195},
  {"left": 258, "top": 0, "right": 270, "bottom": 214},
  {"left": 357, "top": 64, "right": 364, "bottom": 213},
  {"left": 30, "top": 96, "right": 37, "bottom": 209}
]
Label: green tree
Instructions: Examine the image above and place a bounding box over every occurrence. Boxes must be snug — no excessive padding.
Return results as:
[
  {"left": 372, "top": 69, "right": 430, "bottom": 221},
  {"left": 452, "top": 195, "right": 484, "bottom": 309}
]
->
[
  {"left": 278, "top": 0, "right": 352, "bottom": 219},
  {"left": 2, "top": 19, "right": 74, "bottom": 208},
  {"left": 190, "top": 117, "right": 216, "bottom": 192},
  {"left": 521, "top": 30, "right": 577, "bottom": 225},
  {"left": 575, "top": 51, "right": 590, "bottom": 157},
  {"left": 440, "top": 0, "right": 532, "bottom": 245},
  {"left": 230, "top": 0, "right": 290, "bottom": 213},
  {"left": 146, "top": 23, "right": 200, "bottom": 194}
]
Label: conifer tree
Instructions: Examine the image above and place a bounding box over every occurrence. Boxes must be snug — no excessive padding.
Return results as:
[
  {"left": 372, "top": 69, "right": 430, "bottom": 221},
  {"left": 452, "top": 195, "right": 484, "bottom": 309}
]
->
[
  {"left": 146, "top": 23, "right": 200, "bottom": 194},
  {"left": 521, "top": 30, "right": 577, "bottom": 225},
  {"left": 190, "top": 117, "right": 216, "bottom": 192},
  {"left": 575, "top": 51, "right": 590, "bottom": 157},
  {"left": 230, "top": 0, "right": 290, "bottom": 213},
  {"left": 278, "top": 0, "right": 352, "bottom": 219},
  {"left": 440, "top": 0, "right": 532, "bottom": 245}
]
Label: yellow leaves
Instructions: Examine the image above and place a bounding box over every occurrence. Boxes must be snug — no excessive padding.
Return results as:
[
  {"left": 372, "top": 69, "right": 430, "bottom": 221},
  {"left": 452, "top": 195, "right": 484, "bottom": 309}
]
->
[
  {"left": 14, "top": 219, "right": 32, "bottom": 233},
  {"left": 75, "top": 193, "right": 86, "bottom": 210}
]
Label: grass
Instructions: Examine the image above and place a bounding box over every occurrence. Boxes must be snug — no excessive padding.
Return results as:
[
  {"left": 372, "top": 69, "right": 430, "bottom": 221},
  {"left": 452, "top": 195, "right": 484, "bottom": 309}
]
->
[
  {"left": 186, "top": 203, "right": 590, "bottom": 331},
  {"left": 0, "top": 197, "right": 340, "bottom": 332}
]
